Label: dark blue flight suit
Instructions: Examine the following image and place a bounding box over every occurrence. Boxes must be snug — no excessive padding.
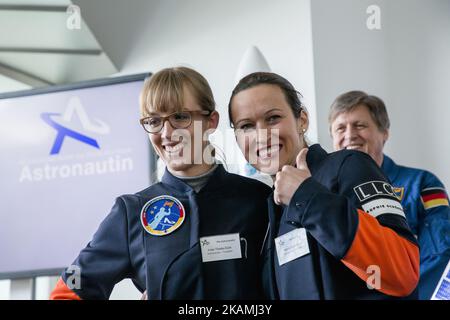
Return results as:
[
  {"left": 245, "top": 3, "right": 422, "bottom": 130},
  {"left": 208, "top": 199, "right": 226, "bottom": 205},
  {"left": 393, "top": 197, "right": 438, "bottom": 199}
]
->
[{"left": 58, "top": 164, "right": 271, "bottom": 299}]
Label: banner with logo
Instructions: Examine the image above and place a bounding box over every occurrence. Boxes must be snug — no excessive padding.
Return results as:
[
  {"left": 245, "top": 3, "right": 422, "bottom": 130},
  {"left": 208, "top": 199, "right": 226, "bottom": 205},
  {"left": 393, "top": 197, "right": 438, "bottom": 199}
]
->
[{"left": 0, "top": 74, "right": 152, "bottom": 278}]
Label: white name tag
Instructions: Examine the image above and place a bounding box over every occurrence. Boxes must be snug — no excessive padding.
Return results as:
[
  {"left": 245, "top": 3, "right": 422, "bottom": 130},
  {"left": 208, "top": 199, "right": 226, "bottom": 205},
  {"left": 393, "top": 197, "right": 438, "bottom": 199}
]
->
[
  {"left": 200, "top": 233, "right": 242, "bottom": 263},
  {"left": 275, "top": 228, "right": 310, "bottom": 266}
]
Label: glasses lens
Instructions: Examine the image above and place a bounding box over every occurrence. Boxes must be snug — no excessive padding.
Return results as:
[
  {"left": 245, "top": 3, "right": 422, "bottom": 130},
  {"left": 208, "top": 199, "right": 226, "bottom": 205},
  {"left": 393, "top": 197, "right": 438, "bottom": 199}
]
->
[
  {"left": 142, "top": 117, "right": 162, "bottom": 133},
  {"left": 169, "top": 112, "right": 191, "bottom": 129}
]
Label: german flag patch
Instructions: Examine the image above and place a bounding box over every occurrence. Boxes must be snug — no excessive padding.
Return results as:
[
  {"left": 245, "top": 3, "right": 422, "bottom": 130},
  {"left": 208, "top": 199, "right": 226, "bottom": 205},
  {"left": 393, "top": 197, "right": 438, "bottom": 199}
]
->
[{"left": 421, "top": 187, "right": 449, "bottom": 210}]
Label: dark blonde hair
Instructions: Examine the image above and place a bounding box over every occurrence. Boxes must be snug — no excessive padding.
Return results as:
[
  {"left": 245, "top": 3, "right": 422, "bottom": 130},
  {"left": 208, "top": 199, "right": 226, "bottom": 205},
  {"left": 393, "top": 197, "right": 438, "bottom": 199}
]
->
[{"left": 140, "top": 67, "right": 216, "bottom": 117}]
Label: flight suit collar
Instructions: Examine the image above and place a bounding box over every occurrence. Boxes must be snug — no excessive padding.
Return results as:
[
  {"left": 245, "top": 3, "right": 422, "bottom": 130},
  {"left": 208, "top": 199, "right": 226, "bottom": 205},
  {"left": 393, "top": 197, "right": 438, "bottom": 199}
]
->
[{"left": 161, "top": 163, "right": 227, "bottom": 193}]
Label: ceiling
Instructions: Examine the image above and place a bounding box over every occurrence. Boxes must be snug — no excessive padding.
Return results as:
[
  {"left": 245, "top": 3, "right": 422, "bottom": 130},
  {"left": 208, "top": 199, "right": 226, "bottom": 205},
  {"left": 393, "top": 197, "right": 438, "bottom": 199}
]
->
[{"left": 0, "top": 0, "right": 117, "bottom": 94}]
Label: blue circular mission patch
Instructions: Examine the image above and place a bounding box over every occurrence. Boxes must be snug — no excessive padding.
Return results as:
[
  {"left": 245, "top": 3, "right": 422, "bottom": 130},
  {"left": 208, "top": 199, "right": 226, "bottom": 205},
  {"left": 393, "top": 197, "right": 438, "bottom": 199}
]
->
[{"left": 140, "top": 195, "right": 185, "bottom": 236}]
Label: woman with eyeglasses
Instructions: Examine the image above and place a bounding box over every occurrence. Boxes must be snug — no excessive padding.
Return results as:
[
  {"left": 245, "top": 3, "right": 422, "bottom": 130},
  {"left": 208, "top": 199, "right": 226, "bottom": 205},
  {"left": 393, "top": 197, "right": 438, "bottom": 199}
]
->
[
  {"left": 228, "top": 72, "right": 420, "bottom": 299},
  {"left": 50, "top": 67, "right": 271, "bottom": 300}
]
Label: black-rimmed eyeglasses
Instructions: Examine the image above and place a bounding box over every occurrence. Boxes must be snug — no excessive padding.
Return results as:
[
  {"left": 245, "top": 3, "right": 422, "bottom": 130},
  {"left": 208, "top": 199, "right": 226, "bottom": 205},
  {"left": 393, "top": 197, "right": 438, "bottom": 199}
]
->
[{"left": 140, "top": 110, "right": 212, "bottom": 134}]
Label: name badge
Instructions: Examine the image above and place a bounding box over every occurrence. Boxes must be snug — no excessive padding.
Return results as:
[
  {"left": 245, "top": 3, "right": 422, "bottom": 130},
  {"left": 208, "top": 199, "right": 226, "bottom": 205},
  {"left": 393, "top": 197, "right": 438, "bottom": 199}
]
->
[
  {"left": 275, "top": 228, "right": 310, "bottom": 266},
  {"left": 200, "top": 233, "right": 242, "bottom": 263}
]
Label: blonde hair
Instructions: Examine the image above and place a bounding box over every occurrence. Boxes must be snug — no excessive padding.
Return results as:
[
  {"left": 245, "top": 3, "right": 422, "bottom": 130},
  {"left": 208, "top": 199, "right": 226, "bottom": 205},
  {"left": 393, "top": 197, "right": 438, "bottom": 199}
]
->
[{"left": 140, "top": 67, "right": 215, "bottom": 118}]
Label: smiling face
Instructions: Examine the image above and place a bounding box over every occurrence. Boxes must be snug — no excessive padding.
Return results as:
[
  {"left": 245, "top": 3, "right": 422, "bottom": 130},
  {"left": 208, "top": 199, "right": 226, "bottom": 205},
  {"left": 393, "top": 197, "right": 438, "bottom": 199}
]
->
[
  {"left": 230, "top": 84, "right": 308, "bottom": 176},
  {"left": 330, "top": 104, "right": 388, "bottom": 166},
  {"left": 148, "top": 86, "right": 218, "bottom": 177}
]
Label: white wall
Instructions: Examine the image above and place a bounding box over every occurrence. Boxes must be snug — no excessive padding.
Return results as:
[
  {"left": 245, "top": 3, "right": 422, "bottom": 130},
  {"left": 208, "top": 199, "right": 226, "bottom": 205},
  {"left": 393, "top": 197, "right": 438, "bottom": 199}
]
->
[
  {"left": 0, "top": 280, "right": 10, "bottom": 300},
  {"left": 0, "top": 75, "right": 31, "bottom": 94},
  {"left": 384, "top": 0, "right": 450, "bottom": 189},
  {"left": 311, "top": 0, "right": 390, "bottom": 151},
  {"left": 311, "top": 0, "right": 450, "bottom": 189},
  {"left": 0, "top": 276, "right": 59, "bottom": 300}
]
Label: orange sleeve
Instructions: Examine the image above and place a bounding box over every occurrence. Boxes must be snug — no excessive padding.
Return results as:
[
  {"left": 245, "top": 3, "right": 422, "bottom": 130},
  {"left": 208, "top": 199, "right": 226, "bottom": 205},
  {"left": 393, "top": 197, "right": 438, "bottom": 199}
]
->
[
  {"left": 341, "top": 209, "right": 420, "bottom": 297},
  {"left": 49, "top": 277, "right": 82, "bottom": 300}
]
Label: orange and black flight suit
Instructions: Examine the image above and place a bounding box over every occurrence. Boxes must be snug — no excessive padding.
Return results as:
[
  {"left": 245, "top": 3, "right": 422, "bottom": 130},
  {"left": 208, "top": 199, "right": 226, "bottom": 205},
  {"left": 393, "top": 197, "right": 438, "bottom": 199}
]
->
[{"left": 262, "top": 144, "right": 419, "bottom": 299}]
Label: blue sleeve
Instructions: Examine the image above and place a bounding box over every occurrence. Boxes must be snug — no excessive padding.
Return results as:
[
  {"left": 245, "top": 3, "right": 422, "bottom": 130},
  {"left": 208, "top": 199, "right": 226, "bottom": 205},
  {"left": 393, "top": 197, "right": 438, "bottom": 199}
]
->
[
  {"left": 61, "top": 197, "right": 132, "bottom": 299},
  {"left": 417, "top": 173, "right": 450, "bottom": 299}
]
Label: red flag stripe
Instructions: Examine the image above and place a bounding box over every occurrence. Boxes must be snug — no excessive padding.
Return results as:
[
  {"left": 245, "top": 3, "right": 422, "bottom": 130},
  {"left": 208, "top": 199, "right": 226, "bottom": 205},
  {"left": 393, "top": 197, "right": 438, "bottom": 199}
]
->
[{"left": 422, "top": 192, "right": 447, "bottom": 202}]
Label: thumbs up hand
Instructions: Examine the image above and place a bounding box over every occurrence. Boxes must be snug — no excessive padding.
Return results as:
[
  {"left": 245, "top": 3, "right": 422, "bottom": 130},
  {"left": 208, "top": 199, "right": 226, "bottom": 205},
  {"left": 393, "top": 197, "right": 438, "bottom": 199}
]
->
[{"left": 274, "top": 148, "right": 311, "bottom": 206}]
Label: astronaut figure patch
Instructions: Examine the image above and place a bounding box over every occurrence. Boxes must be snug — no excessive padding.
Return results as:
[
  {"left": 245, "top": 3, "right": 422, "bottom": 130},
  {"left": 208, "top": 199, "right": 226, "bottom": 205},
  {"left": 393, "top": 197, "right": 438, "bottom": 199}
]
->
[{"left": 141, "top": 195, "right": 185, "bottom": 236}]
